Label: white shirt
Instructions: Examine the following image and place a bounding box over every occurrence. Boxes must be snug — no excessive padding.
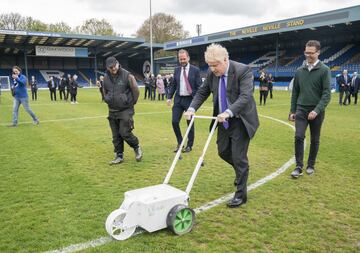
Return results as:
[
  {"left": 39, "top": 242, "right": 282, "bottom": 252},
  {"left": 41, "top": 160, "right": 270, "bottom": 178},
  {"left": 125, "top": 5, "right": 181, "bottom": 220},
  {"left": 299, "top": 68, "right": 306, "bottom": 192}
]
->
[
  {"left": 179, "top": 64, "right": 191, "bottom": 96},
  {"left": 218, "top": 62, "right": 234, "bottom": 117},
  {"left": 306, "top": 59, "right": 320, "bottom": 71}
]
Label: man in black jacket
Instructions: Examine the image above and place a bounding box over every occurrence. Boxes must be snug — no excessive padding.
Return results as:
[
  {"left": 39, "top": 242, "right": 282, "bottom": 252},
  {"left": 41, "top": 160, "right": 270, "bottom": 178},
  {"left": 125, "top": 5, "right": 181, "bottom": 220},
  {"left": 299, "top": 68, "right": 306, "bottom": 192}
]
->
[
  {"left": 103, "top": 56, "right": 142, "bottom": 164},
  {"left": 30, "top": 76, "right": 38, "bottom": 101},
  {"left": 48, "top": 76, "right": 57, "bottom": 101},
  {"left": 350, "top": 72, "right": 359, "bottom": 105},
  {"left": 338, "top": 69, "right": 351, "bottom": 105},
  {"left": 58, "top": 75, "right": 67, "bottom": 101}
]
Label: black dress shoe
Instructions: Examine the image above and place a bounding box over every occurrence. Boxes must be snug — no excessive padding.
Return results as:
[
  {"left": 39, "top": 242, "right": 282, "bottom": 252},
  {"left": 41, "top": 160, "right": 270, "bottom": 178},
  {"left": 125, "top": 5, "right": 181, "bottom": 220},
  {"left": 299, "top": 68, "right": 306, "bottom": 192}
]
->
[
  {"left": 182, "top": 146, "right": 192, "bottom": 153},
  {"left": 233, "top": 178, "right": 239, "bottom": 186},
  {"left": 173, "top": 145, "right": 180, "bottom": 153},
  {"left": 227, "top": 196, "right": 247, "bottom": 208}
]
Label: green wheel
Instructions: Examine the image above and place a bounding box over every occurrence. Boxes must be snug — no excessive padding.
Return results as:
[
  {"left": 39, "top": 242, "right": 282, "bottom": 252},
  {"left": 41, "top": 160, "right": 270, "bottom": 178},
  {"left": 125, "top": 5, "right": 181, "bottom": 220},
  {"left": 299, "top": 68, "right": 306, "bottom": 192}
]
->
[{"left": 167, "top": 204, "right": 195, "bottom": 235}]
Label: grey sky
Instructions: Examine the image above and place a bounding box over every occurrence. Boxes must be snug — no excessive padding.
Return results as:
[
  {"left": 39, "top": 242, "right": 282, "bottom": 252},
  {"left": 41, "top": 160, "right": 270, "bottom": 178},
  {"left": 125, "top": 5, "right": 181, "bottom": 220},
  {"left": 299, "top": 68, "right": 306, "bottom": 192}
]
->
[{"left": 1, "top": 0, "right": 359, "bottom": 37}]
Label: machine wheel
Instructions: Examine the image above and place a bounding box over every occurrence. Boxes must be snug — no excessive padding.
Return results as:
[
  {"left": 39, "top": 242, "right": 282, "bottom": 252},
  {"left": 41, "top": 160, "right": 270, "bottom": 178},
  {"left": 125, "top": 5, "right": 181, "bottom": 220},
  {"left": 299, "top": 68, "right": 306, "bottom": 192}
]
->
[
  {"left": 167, "top": 204, "right": 195, "bottom": 235},
  {"left": 105, "top": 209, "right": 136, "bottom": 240}
]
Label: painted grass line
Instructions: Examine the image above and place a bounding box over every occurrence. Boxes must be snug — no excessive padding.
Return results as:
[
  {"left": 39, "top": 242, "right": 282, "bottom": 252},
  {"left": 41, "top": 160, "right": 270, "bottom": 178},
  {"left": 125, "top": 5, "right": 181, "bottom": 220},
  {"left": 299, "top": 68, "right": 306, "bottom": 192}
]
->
[
  {"left": 44, "top": 114, "right": 297, "bottom": 253},
  {"left": 0, "top": 101, "right": 174, "bottom": 108},
  {"left": 1, "top": 108, "right": 214, "bottom": 126},
  {"left": 0, "top": 111, "right": 173, "bottom": 126}
]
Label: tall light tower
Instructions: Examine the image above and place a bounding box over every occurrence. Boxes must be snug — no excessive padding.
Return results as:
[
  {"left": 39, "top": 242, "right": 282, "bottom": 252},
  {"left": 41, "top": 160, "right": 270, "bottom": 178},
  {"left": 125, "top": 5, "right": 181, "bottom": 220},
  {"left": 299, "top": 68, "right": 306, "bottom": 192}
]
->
[
  {"left": 149, "top": 0, "right": 154, "bottom": 74},
  {"left": 196, "top": 24, "right": 202, "bottom": 36}
]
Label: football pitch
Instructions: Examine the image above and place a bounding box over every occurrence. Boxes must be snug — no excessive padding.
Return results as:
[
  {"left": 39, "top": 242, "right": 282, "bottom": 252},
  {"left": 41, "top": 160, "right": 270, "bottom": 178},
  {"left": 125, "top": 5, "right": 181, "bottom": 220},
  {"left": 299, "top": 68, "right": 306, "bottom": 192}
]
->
[{"left": 0, "top": 88, "right": 359, "bottom": 253}]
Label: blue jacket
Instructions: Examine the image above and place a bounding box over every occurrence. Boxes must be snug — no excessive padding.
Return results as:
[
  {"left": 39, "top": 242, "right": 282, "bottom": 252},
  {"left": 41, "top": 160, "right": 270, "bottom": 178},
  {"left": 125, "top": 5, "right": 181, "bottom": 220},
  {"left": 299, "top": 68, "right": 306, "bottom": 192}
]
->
[{"left": 12, "top": 74, "right": 28, "bottom": 98}]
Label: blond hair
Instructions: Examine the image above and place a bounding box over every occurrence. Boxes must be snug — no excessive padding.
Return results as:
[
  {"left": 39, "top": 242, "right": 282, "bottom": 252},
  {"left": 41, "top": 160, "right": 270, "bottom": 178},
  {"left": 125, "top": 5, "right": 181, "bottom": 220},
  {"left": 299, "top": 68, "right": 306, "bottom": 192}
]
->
[{"left": 204, "top": 43, "right": 229, "bottom": 63}]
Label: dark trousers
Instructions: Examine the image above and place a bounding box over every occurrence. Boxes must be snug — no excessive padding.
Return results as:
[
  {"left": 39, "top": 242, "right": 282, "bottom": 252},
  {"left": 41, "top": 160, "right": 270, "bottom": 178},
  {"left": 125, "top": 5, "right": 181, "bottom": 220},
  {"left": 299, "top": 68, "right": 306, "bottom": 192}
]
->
[
  {"left": 339, "top": 89, "right": 349, "bottom": 105},
  {"left": 70, "top": 94, "right": 77, "bottom": 102},
  {"left": 50, "top": 89, "right": 56, "bottom": 101},
  {"left": 269, "top": 87, "right": 273, "bottom": 99},
  {"left": 31, "top": 89, "right": 37, "bottom": 100},
  {"left": 345, "top": 91, "right": 351, "bottom": 105},
  {"left": 158, "top": 93, "right": 165, "bottom": 100},
  {"left": 144, "top": 86, "right": 150, "bottom": 99},
  {"left": 99, "top": 88, "right": 104, "bottom": 101},
  {"left": 217, "top": 118, "right": 250, "bottom": 199},
  {"left": 66, "top": 89, "right": 70, "bottom": 101},
  {"left": 172, "top": 96, "right": 194, "bottom": 148},
  {"left": 295, "top": 109, "right": 325, "bottom": 168},
  {"left": 59, "top": 89, "right": 66, "bottom": 100},
  {"left": 259, "top": 90, "right": 269, "bottom": 105},
  {"left": 354, "top": 92, "right": 358, "bottom": 105},
  {"left": 150, "top": 86, "right": 156, "bottom": 100},
  {"left": 108, "top": 114, "right": 139, "bottom": 155}
]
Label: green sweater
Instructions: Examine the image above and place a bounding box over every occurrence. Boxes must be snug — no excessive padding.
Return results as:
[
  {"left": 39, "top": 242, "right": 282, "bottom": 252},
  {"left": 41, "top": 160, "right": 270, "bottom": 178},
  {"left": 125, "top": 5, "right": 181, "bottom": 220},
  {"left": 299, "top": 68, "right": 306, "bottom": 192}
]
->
[{"left": 291, "top": 61, "right": 331, "bottom": 114}]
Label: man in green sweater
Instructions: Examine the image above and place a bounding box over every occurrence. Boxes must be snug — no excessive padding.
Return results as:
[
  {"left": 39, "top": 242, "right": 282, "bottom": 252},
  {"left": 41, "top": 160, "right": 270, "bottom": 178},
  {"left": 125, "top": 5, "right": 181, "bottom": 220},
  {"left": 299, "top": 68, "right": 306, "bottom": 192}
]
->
[{"left": 289, "top": 40, "right": 331, "bottom": 178}]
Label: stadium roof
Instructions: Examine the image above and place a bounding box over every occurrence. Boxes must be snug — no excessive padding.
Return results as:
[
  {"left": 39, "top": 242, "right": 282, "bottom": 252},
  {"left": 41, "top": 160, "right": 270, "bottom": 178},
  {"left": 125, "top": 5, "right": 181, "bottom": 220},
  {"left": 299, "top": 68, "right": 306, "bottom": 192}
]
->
[
  {"left": 0, "top": 30, "right": 163, "bottom": 59},
  {"left": 164, "top": 5, "right": 360, "bottom": 50}
]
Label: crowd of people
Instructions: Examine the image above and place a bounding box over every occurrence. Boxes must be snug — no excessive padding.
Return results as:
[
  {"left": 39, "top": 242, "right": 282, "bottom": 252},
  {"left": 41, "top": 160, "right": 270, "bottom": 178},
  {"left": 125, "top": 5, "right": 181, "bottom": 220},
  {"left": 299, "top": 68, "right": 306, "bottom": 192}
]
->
[
  {"left": 337, "top": 69, "right": 360, "bottom": 105},
  {"left": 29, "top": 74, "right": 81, "bottom": 104},
  {"left": 143, "top": 73, "right": 174, "bottom": 101}
]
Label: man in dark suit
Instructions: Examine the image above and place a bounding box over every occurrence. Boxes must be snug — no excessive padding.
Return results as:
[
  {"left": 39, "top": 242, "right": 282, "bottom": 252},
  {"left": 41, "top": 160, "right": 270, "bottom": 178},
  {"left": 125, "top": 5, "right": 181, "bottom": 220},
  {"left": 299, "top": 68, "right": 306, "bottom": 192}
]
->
[
  {"left": 184, "top": 44, "right": 259, "bottom": 208},
  {"left": 58, "top": 75, "right": 67, "bottom": 101},
  {"left": 47, "top": 76, "right": 57, "bottom": 101},
  {"left": 338, "top": 69, "right": 351, "bottom": 105},
  {"left": 351, "top": 71, "right": 360, "bottom": 105},
  {"left": 167, "top": 49, "right": 201, "bottom": 153}
]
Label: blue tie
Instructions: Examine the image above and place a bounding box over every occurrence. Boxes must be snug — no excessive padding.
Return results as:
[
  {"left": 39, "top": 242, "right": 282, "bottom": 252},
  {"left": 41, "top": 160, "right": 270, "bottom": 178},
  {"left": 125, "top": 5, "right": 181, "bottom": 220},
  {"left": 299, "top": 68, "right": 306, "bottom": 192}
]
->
[{"left": 220, "top": 75, "right": 229, "bottom": 129}]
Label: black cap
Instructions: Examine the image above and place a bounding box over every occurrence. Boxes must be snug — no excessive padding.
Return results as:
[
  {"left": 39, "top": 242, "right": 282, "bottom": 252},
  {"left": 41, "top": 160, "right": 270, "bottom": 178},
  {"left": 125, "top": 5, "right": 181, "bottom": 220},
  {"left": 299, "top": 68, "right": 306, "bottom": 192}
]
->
[{"left": 106, "top": 57, "right": 118, "bottom": 68}]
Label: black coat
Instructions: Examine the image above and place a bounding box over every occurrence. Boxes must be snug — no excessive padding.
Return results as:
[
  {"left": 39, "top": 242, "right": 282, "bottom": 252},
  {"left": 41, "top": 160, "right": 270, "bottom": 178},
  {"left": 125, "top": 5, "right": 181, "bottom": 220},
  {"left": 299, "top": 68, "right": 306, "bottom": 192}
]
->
[
  {"left": 69, "top": 80, "right": 78, "bottom": 95},
  {"left": 48, "top": 79, "right": 57, "bottom": 90},
  {"left": 351, "top": 76, "right": 360, "bottom": 93},
  {"left": 338, "top": 74, "right": 351, "bottom": 91},
  {"left": 30, "top": 80, "right": 37, "bottom": 90},
  {"left": 189, "top": 60, "right": 259, "bottom": 139}
]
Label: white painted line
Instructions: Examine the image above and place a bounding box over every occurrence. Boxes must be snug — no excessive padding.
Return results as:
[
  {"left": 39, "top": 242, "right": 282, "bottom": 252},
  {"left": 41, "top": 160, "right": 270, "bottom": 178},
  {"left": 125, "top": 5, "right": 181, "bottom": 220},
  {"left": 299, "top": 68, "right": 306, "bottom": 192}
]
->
[
  {"left": 44, "top": 237, "right": 112, "bottom": 253},
  {"left": 0, "top": 111, "right": 173, "bottom": 126},
  {"left": 44, "top": 114, "right": 299, "bottom": 253}
]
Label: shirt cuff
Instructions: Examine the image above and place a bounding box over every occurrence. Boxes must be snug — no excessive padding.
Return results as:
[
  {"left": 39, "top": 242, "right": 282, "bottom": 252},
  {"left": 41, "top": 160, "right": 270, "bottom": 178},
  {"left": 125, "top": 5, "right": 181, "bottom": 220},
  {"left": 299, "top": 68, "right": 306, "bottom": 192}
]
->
[
  {"left": 225, "top": 109, "right": 234, "bottom": 118},
  {"left": 187, "top": 107, "right": 196, "bottom": 113}
]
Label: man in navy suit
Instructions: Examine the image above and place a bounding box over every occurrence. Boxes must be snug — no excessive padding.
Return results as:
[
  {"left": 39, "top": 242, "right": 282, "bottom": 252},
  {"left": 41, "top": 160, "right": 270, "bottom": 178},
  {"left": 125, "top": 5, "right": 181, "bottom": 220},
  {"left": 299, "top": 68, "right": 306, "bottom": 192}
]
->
[
  {"left": 338, "top": 69, "right": 351, "bottom": 105},
  {"left": 167, "top": 49, "right": 201, "bottom": 153}
]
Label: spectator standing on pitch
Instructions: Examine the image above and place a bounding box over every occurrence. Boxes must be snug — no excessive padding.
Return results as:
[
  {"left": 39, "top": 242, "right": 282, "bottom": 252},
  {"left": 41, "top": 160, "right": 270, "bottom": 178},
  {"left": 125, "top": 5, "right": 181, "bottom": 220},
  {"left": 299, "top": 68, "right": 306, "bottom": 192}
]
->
[
  {"left": 167, "top": 49, "right": 201, "bottom": 153},
  {"left": 69, "top": 75, "right": 79, "bottom": 104},
  {"left": 289, "top": 40, "right": 331, "bottom": 178},
  {"left": 350, "top": 72, "right": 359, "bottom": 105},
  {"left": 259, "top": 71, "right": 269, "bottom": 106},
  {"left": 103, "top": 56, "right": 142, "bottom": 164},
  {"left": 156, "top": 74, "right": 165, "bottom": 100},
  {"left": 48, "top": 76, "right": 57, "bottom": 101},
  {"left": 143, "top": 73, "right": 151, "bottom": 100},
  {"left": 268, "top": 73, "right": 274, "bottom": 99},
  {"left": 163, "top": 74, "right": 171, "bottom": 98},
  {"left": 65, "top": 74, "right": 72, "bottom": 101},
  {"left": 149, "top": 74, "right": 156, "bottom": 101},
  {"left": 8, "top": 66, "right": 39, "bottom": 127},
  {"left": 58, "top": 75, "right": 67, "bottom": 101},
  {"left": 30, "top": 75, "right": 38, "bottom": 101},
  {"left": 338, "top": 69, "right": 351, "bottom": 106}
]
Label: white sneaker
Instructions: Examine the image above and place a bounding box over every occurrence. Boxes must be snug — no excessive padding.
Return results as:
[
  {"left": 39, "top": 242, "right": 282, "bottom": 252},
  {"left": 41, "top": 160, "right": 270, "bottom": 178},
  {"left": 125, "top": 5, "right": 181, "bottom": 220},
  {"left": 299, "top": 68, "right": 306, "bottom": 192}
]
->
[
  {"left": 75, "top": 101, "right": 79, "bottom": 104},
  {"left": 71, "top": 102, "right": 75, "bottom": 104}
]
